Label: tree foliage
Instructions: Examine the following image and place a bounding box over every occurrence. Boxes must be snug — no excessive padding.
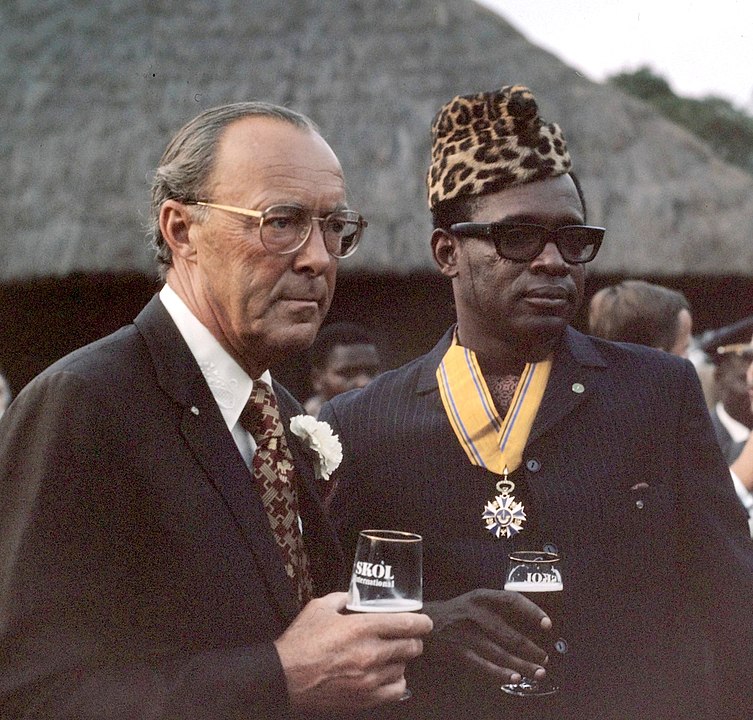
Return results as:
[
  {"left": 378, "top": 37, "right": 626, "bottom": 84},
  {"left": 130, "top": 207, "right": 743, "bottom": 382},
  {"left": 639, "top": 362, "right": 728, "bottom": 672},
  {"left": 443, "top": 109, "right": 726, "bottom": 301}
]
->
[{"left": 609, "top": 67, "right": 753, "bottom": 175}]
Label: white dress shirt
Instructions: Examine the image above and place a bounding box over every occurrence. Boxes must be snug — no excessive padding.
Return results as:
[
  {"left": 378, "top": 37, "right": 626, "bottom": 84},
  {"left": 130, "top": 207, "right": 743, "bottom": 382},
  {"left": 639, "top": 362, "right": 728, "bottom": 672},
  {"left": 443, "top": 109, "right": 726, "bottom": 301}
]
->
[{"left": 159, "top": 284, "right": 271, "bottom": 468}]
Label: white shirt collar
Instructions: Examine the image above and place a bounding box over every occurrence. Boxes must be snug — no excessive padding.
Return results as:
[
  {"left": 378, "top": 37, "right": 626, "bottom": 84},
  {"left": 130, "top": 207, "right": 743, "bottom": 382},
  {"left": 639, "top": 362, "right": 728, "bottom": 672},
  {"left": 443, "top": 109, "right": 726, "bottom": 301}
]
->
[
  {"left": 159, "top": 284, "right": 271, "bottom": 432},
  {"left": 715, "top": 401, "right": 751, "bottom": 444}
]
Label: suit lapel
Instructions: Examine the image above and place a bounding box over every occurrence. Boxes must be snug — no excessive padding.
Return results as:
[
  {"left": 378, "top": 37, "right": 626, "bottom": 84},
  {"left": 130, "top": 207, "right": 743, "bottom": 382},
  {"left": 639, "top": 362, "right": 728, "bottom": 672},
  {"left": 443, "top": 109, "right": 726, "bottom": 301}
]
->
[
  {"left": 416, "top": 327, "right": 455, "bottom": 395},
  {"left": 529, "top": 328, "right": 607, "bottom": 443},
  {"left": 179, "top": 388, "right": 301, "bottom": 620},
  {"left": 134, "top": 296, "right": 300, "bottom": 622}
]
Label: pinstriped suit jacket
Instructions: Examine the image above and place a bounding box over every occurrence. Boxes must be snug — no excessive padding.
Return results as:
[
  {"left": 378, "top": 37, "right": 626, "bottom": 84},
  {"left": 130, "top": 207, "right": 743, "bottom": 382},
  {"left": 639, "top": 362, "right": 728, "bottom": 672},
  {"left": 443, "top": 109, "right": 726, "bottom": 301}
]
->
[
  {"left": 0, "top": 295, "right": 346, "bottom": 719},
  {"left": 322, "top": 326, "right": 753, "bottom": 720}
]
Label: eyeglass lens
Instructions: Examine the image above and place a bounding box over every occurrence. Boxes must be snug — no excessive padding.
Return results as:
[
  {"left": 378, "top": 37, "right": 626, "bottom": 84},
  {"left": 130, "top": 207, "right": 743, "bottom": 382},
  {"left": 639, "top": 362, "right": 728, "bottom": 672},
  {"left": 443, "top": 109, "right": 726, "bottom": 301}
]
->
[
  {"left": 261, "top": 205, "right": 362, "bottom": 258},
  {"left": 494, "top": 225, "right": 601, "bottom": 263}
]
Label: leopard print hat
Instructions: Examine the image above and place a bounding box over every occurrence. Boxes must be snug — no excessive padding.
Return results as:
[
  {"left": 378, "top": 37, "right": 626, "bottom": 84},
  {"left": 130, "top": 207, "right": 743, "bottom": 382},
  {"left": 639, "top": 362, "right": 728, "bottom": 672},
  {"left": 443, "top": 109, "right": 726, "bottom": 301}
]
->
[{"left": 427, "top": 85, "right": 572, "bottom": 209}]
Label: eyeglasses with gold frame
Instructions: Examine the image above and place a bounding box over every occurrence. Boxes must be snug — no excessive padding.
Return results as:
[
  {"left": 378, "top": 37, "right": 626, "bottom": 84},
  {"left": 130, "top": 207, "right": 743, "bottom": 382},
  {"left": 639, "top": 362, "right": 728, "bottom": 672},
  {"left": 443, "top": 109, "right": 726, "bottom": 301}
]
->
[{"left": 188, "top": 201, "right": 366, "bottom": 258}]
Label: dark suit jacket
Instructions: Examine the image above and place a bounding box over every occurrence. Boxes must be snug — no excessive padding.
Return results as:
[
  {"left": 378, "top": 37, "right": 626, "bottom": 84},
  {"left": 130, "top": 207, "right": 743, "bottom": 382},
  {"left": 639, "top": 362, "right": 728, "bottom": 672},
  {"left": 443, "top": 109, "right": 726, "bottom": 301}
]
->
[
  {"left": 0, "top": 296, "right": 346, "bottom": 719},
  {"left": 322, "top": 327, "right": 753, "bottom": 720}
]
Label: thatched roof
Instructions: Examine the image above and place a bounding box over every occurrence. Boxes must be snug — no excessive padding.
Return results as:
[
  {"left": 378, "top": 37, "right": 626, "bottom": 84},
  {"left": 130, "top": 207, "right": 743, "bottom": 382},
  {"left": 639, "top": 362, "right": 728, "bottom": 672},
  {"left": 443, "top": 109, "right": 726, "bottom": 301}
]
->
[{"left": 2, "top": 0, "right": 753, "bottom": 282}]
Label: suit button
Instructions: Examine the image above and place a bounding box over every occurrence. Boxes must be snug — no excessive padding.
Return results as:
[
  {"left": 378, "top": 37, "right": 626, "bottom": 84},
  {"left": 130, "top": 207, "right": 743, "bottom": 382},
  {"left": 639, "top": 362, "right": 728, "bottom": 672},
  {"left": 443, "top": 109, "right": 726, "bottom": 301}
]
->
[
  {"left": 543, "top": 543, "right": 558, "bottom": 555},
  {"left": 526, "top": 458, "right": 541, "bottom": 472},
  {"left": 555, "top": 638, "right": 568, "bottom": 655}
]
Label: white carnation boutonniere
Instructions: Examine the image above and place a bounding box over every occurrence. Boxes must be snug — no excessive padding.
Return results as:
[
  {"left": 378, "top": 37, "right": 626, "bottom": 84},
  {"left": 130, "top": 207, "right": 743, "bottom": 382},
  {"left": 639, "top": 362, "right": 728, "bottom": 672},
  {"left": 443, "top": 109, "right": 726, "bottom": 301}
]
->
[{"left": 289, "top": 415, "right": 343, "bottom": 481}]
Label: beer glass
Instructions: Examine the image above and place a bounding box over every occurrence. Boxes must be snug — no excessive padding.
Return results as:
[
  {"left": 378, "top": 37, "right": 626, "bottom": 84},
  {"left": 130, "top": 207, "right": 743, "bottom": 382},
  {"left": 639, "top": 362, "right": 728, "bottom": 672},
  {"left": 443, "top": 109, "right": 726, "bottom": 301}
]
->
[
  {"left": 346, "top": 529, "right": 423, "bottom": 699},
  {"left": 500, "top": 550, "right": 563, "bottom": 698}
]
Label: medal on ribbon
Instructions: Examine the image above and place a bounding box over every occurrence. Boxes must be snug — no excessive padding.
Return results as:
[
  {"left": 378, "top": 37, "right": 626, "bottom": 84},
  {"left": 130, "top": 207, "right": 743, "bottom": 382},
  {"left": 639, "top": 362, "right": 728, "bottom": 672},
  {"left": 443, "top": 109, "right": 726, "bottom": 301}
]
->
[
  {"left": 436, "top": 332, "right": 550, "bottom": 539},
  {"left": 482, "top": 467, "right": 526, "bottom": 539}
]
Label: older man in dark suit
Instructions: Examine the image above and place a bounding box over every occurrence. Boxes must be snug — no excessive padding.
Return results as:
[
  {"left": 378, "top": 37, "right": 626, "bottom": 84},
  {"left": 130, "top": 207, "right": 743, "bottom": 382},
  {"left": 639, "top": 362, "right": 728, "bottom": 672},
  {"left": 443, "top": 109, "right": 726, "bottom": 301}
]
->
[
  {"left": 321, "top": 86, "right": 753, "bottom": 720},
  {"left": 0, "top": 102, "right": 431, "bottom": 719}
]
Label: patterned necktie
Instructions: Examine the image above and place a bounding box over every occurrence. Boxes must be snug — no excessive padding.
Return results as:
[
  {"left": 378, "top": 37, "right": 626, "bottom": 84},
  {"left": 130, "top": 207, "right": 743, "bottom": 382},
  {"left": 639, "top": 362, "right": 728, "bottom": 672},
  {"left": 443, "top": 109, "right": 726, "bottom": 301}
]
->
[{"left": 240, "top": 380, "right": 314, "bottom": 606}]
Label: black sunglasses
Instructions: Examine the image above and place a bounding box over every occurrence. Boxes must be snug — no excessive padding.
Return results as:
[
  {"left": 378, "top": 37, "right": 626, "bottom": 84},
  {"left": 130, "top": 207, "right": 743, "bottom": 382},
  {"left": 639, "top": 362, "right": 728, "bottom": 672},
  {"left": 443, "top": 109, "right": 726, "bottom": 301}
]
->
[{"left": 449, "top": 222, "right": 605, "bottom": 264}]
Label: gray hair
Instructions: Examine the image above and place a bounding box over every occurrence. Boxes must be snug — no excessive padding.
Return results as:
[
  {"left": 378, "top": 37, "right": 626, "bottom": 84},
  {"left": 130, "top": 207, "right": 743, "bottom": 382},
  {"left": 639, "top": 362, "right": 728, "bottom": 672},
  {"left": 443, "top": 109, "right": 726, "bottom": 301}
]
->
[{"left": 149, "top": 101, "right": 319, "bottom": 279}]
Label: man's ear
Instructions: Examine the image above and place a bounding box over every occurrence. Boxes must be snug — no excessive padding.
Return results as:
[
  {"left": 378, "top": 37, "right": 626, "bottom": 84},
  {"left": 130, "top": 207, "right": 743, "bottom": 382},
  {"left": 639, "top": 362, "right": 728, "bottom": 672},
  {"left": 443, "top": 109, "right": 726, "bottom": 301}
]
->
[
  {"left": 431, "top": 228, "right": 460, "bottom": 279},
  {"left": 160, "top": 200, "right": 198, "bottom": 262}
]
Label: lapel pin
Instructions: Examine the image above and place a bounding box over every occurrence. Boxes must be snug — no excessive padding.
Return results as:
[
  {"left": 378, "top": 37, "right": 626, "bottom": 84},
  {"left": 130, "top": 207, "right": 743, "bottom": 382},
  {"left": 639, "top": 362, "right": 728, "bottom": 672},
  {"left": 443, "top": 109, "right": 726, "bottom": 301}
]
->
[{"left": 571, "top": 383, "right": 585, "bottom": 394}]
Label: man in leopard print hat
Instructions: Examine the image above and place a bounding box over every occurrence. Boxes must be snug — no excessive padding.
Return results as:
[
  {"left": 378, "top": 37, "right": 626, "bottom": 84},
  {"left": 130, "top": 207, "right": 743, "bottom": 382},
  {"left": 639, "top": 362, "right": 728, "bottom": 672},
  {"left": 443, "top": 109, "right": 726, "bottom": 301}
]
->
[{"left": 322, "top": 84, "right": 753, "bottom": 720}]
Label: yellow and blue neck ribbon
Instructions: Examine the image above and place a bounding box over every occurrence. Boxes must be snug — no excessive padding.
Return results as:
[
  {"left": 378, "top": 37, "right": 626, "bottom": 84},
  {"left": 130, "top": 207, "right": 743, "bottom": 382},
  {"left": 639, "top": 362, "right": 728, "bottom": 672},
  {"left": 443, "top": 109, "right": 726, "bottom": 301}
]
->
[{"left": 436, "top": 335, "right": 551, "bottom": 476}]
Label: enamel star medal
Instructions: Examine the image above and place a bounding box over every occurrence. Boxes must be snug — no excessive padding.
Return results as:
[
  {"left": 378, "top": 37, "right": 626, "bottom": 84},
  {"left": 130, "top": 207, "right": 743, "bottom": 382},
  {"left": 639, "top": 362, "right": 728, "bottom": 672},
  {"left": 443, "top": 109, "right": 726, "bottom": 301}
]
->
[{"left": 482, "top": 467, "right": 526, "bottom": 539}]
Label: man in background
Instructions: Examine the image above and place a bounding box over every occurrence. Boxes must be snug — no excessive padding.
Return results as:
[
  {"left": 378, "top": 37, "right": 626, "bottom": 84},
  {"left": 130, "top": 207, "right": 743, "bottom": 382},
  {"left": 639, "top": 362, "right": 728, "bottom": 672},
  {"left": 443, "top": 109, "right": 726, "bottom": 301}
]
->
[
  {"left": 714, "top": 340, "right": 753, "bottom": 531},
  {"left": 304, "top": 321, "right": 381, "bottom": 417},
  {"left": 0, "top": 101, "right": 431, "bottom": 719},
  {"left": 587, "top": 279, "right": 693, "bottom": 357},
  {"left": 709, "top": 341, "right": 753, "bottom": 462}
]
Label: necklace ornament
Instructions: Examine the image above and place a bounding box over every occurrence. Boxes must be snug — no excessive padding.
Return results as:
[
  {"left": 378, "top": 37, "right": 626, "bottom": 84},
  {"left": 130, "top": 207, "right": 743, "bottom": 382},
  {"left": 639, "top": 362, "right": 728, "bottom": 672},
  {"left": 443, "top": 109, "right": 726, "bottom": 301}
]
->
[{"left": 482, "top": 467, "right": 527, "bottom": 539}]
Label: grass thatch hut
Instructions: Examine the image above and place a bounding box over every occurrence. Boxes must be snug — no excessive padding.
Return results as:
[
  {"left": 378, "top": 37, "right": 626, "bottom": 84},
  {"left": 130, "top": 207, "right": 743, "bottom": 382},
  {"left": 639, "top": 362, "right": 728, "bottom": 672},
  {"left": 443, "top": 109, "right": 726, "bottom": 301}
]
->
[{"left": 2, "top": 0, "right": 752, "bottom": 398}]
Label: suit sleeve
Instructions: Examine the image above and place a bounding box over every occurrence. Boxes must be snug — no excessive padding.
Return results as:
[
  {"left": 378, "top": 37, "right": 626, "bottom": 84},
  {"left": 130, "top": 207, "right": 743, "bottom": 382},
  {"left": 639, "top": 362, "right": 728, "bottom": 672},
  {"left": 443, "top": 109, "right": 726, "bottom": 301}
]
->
[{"left": 0, "top": 371, "right": 292, "bottom": 720}]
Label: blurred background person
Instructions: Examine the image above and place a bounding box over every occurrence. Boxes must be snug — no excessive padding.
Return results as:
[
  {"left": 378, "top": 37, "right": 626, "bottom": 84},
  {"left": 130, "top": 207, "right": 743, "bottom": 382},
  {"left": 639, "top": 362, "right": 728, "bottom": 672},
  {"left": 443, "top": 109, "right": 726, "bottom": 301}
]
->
[
  {"left": 693, "top": 314, "right": 753, "bottom": 409},
  {"left": 588, "top": 279, "right": 692, "bottom": 357},
  {"left": 708, "top": 340, "right": 753, "bottom": 463},
  {"left": 716, "top": 340, "right": 753, "bottom": 533},
  {"left": 304, "top": 321, "right": 381, "bottom": 417}
]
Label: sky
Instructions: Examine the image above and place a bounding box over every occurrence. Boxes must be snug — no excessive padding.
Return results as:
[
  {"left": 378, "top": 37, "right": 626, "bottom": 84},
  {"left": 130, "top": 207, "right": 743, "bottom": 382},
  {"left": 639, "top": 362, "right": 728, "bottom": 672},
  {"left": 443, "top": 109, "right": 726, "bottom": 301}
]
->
[{"left": 476, "top": 0, "right": 753, "bottom": 111}]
